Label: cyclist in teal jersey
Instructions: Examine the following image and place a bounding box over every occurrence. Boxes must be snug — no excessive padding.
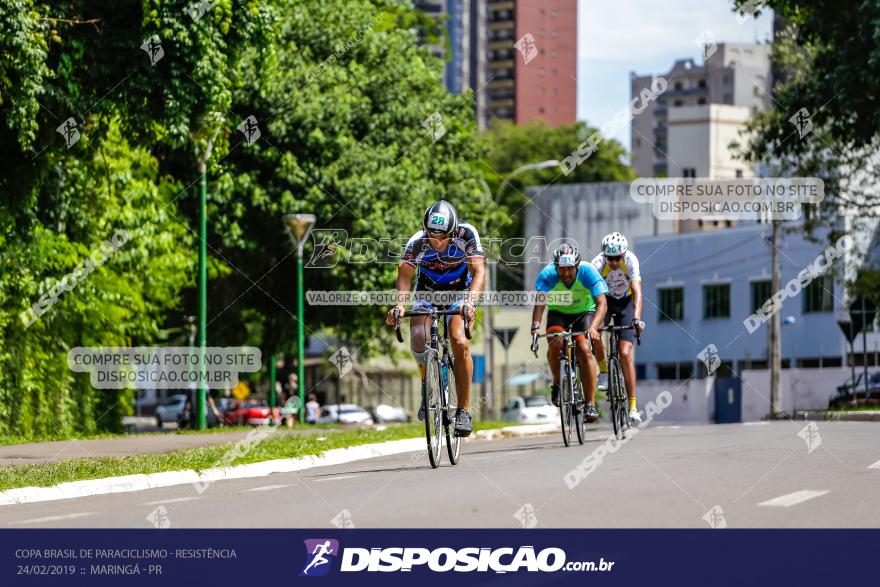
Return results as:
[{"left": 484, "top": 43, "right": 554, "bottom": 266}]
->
[{"left": 531, "top": 244, "right": 608, "bottom": 422}]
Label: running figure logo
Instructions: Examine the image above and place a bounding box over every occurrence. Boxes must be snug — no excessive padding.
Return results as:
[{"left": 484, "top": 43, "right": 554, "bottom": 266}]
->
[{"left": 300, "top": 539, "right": 339, "bottom": 577}]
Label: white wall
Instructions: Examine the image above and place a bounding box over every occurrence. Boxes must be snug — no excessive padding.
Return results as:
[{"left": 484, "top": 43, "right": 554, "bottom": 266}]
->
[
  {"left": 740, "top": 367, "right": 850, "bottom": 421},
  {"left": 636, "top": 378, "right": 713, "bottom": 424}
]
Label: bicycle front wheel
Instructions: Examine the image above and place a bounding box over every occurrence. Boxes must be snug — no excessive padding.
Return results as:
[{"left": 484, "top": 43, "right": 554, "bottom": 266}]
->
[
  {"left": 560, "top": 363, "right": 573, "bottom": 447},
  {"left": 424, "top": 350, "right": 443, "bottom": 468},
  {"left": 574, "top": 372, "right": 586, "bottom": 445},
  {"left": 444, "top": 359, "right": 461, "bottom": 465}
]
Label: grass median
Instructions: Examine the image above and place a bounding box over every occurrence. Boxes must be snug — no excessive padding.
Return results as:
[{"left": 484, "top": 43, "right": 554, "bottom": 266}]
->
[{"left": 0, "top": 421, "right": 518, "bottom": 492}]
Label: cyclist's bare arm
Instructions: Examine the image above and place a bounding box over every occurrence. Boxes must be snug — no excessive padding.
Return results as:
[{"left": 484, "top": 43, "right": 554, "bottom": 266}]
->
[
  {"left": 630, "top": 279, "right": 643, "bottom": 323},
  {"left": 590, "top": 294, "right": 608, "bottom": 343},
  {"left": 531, "top": 303, "right": 545, "bottom": 330},
  {"left": 385, "top": 262, "right": 416, "bottom": 325}
]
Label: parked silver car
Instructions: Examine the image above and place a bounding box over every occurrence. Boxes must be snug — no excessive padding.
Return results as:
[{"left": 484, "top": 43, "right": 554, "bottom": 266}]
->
[
  {"left": 502, "top": 395, "right": 559, "bottom": 424},
  {"left": 318, "top": 404, "right": 374, "bottom": 425}
]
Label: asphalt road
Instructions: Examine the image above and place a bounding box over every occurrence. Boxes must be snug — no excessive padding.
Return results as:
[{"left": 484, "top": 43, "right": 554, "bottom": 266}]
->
[{"left": 1, "top": 422, "right": 878, "bottom": 528}]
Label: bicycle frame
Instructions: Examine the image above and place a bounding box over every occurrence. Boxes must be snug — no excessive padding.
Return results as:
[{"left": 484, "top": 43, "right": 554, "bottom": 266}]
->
[{"left": 533, "top": 329, "right": 588, "bottom": 446}]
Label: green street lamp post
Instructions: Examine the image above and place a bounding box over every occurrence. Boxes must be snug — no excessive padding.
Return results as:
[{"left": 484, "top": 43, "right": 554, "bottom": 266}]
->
[
  {"left": 283, "top": 213, "right": 316, "bottom": 423},
  {"left": 197, "top": 164, "right": 208, "bottom": 430}
]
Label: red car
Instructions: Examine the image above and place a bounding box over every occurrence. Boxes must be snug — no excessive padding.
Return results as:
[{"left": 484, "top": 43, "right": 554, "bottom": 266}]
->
[{"left": 221, "top": 399, "right": 280, "bottom": 426}]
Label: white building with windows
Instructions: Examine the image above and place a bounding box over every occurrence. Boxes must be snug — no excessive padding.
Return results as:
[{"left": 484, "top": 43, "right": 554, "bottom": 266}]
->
[{"left": 634, "top": 221, "right": 879, "bottom": 380}]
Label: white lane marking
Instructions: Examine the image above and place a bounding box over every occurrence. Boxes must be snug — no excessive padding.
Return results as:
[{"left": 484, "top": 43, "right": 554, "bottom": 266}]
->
[
  {"left": 758, "top": 490, "right": 829, "bottom": 508},
  {"left": 247, "top": 484, "right": 291, "bottom": 492},
  {"left": 143, "top": 496, "right": 201, "bottom": 505},
  {"left": 654, "top": 425, "right": 681, "bottom": 429},
  {"left": 312, "top": 474, "right": 364, "bottom": 483},
  {"left": 742, "top": 422, "right": 770, "bottom": 426},
  {"left": 8, "top": 512, "right": 96, "bottom": 525},
  {"left": 868, "top": 459, "right": 880, "bottom": 469}
]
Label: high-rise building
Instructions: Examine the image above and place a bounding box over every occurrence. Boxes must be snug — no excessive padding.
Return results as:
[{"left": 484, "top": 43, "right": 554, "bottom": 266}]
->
[
  {"left": 631, "top": 43, "right": 772, "bottom": 180},
  {"left": 630, "top": 43, "right": 772, "bottom": 232},
  {"left": 512, "top": 0, "right": 577, "bottom": 127},
  {"left": 419, "top": 1, "right": 577, "bottom": 130}
]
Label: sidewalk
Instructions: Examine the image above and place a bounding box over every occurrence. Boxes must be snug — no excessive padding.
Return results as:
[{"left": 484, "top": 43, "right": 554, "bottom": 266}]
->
[
  {"left": 0, "top": 431, "right": 258, "bottom": 467},
  {"left": 0, "top": 426, "right": 345, "bottom": 467}
]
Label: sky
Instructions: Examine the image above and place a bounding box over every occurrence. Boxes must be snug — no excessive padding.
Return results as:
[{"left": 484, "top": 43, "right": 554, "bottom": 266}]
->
[{"left": 576, "top": 0, "right": 774, "bottom": 151}]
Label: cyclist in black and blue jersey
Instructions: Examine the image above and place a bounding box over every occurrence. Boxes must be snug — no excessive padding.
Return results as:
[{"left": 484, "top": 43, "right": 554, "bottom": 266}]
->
[{"left": 385, "top": 200, "right": 486, "bottom": 437}]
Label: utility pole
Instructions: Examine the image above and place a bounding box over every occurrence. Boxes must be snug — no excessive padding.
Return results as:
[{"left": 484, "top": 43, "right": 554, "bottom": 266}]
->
[
  {"left": 483, "top": 261, "right": 496, "bottom": 420},
  {"left": 768, "top": 220, "right": 782, "bottom": 416}
]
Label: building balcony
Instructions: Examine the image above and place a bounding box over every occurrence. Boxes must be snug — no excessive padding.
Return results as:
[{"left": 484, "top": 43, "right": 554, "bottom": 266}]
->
[
  {"left": 487, "top": 59, "right": 514, "bottom": 70},
  {"left": 488, "top": 21, "right": 514, "bottom": 31},
  {"left": 488, "top": 78, "right": 515, "bottom": 90}
]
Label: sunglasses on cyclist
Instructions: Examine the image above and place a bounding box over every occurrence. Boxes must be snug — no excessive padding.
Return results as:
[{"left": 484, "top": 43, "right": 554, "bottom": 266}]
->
[
  {"left": 605, "top": 255, "right": 623, "bottom": 262},
  {"left": 427, "top": 230, "right": 450, "bottom": 239}
]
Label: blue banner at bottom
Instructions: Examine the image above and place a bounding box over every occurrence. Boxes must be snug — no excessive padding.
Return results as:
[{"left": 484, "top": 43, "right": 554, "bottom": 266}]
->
[{"left": 0, "top": 529, "right": 874, "bottom": 585}]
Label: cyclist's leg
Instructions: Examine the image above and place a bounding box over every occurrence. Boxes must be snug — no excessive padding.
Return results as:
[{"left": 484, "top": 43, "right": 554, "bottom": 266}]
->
[
  {"left": 573, "top": 313, "right": 596, "bottom": 403},
  {"left": 572, "top": 313, "right": 599, "bottom": 422},
  {"left": 613, "top": 297, "right": 639, "bottom": 416},
  {"left": 409, "top": 300, "right": 433, "bottom": 377},
  {"left": 545, "top": 311, "right": 567, "bottom": 405},
  {"left": 446, "top": 311, "right": 472, "bottom": 411}
]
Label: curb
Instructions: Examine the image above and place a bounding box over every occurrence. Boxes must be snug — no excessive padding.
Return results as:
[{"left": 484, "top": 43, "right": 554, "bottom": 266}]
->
[{"left": 0, "top": 424, "right": 558, "bottom": 507}]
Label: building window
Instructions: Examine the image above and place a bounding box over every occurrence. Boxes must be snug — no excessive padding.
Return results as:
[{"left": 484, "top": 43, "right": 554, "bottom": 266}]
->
[
  {"left": 697, "top": 97, "right": 706, "bottom": 105},
  {"left": 675, "top": 82, "right": 683, "bottom": 90},
  {"left": 723, "top": 93, "right": 733, "bottom": 103},
  {"left": 803, "top": 275, "right": 834, "bottom": 313},
  {"left": 657, "top": 362, "right": 694, "bottom": 380},
  {"left": 658, "top": 287, "right": 684, "bottom": 321},
  {"left": 704, "top": 283, "right": 730, "bottom": 318},
  {"left": 682, "top": 167, "right": 696, "bottom": 178},
  {"left": 635, "top": 137, "right": 642, "bottom": 148},
  {"left": 735, "top": 169, "right": 743, "bottom": 178},
  {"left": 698, "top": 79, "right": 707, "bottom": 88},
  {"left": 674, "top": 99, "right": 683, "bottom": 106},
  {"left": 750, "top": 280, "right": 771, "bottom": 313}
]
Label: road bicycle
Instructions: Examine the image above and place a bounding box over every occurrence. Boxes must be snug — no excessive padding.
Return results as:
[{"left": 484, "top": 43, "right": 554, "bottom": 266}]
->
[
  {"left": 394, "top": 306, "right": 472, "bottom": 468},
  {"left": 531, "top": 329, "right": 587, "bottom": 447},
  {"left": 599, "top": 323, "right": 640, "bottom": 440}
]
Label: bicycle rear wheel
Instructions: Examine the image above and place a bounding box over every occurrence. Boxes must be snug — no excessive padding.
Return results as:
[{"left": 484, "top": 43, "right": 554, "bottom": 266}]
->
[
  {"left": 424, "top": 350, "right": 443, "bottom": 468},
  {"left": 444, "top": 358, "right": 461, "bottom": 465},
  {"left": 560, "top": 363, "right": 573, "bottom": 447}
]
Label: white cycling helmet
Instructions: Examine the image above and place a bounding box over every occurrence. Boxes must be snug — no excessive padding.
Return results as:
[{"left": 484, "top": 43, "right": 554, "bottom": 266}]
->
[{"left": 601, "top": 232, "right": 628, "bottom": 256}]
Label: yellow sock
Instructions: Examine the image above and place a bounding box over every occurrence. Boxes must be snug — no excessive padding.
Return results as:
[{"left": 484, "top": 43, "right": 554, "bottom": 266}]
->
[
  {"left": 418, "top": 364, "right": 426, "bottom": 379},
  {"left": 598, "top": 359, "right": 607, "bottom": 373},
  {"left": 628, "top": 396, "right": 637, "bottom": 411}
]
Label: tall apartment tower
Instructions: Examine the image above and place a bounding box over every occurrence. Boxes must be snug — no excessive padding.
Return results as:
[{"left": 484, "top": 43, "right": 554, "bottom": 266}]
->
[
  {"left": 630, "top": 43, "right": 772, "bottom": 232},
  {"left": 631, "top": 43, "right": 772, "bottom": 179},
  {"left": 511, "top": 0, "right": 577, "bottom": 127},
  {"left": 416, "top": 1, "right": 487, "bottom": 126},
  {"left": 419, "top": 1, "right": 577, "bottom": 130}
]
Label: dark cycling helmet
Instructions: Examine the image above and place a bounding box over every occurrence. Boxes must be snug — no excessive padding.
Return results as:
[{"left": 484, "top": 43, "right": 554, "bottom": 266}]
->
[
  {"left": 423, "top": 200, "right": 458, "bottom": 236},
  {"left": 553, "top": 243, "right": 581, "bottom": 267}
]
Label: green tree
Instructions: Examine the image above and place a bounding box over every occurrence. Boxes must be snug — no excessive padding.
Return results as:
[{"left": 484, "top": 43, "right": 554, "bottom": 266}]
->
[
  {"left": 732, "top": 1, "right": 880, "bottom": 298},
  {"left": 176, "top": 0, "right": 489, "bottom": 358}
]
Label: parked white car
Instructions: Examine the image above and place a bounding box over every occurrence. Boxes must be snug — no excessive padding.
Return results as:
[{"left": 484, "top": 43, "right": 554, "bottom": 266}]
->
[
  {"left": 318, "top": 404, "right": 374, "bottom": 425},
  {"left": 502, "top": 395, "right": 559, "bottom": 424}
]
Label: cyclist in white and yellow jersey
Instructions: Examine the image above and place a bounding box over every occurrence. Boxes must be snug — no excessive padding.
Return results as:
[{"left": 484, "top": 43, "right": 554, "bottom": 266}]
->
[{"left": 591, "top": 232, "right": 645, "bottom": 424}]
